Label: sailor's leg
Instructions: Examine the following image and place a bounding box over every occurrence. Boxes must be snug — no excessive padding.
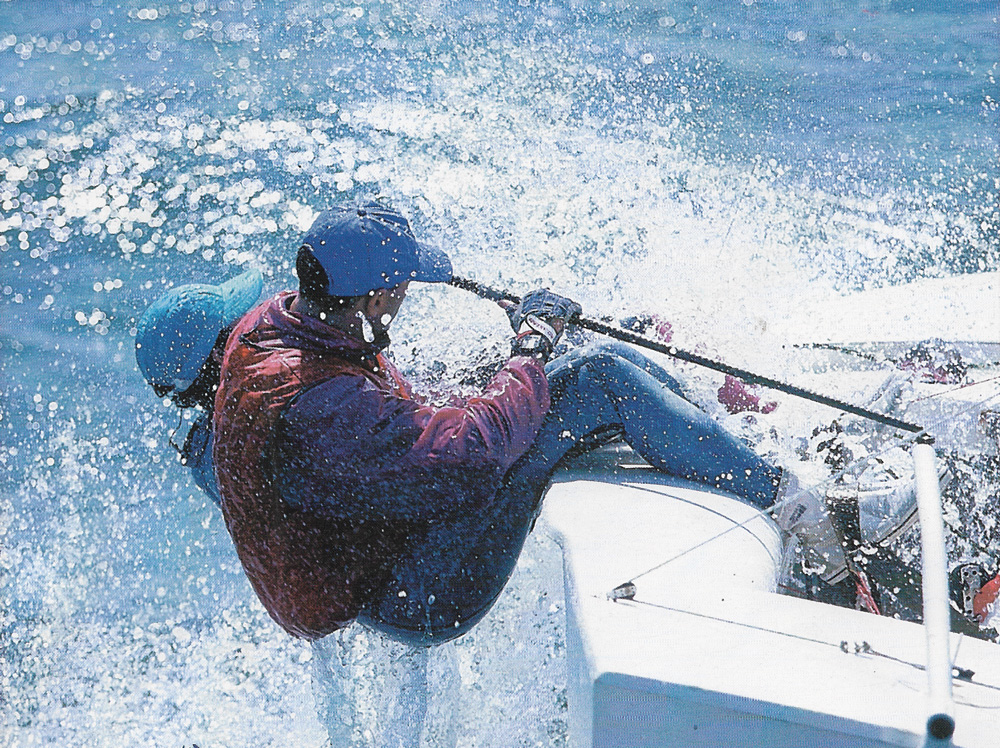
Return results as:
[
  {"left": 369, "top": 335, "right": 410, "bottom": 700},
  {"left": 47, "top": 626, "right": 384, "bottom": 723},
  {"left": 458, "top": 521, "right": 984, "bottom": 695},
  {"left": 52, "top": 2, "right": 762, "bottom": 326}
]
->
[
  {"left": 532, "top": 341, "right": 781, "bottom": 507},
  {"left": 547, "top": 340, "right": 686, "bottom": 398}
]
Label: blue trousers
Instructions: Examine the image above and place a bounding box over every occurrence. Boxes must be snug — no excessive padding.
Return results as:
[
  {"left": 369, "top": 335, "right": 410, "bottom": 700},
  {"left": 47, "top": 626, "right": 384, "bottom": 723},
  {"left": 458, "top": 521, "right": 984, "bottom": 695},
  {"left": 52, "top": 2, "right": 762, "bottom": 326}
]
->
[{"left": 359, "top": 342, "right": 781, "bottom": 645}]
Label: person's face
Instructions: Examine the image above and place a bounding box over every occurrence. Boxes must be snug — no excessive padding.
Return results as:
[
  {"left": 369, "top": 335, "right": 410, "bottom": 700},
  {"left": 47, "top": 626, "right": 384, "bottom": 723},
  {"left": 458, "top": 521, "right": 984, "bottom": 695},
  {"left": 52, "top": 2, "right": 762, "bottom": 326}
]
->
[{"left": 367, "top": 281, "right": 409, "bottom": 332}]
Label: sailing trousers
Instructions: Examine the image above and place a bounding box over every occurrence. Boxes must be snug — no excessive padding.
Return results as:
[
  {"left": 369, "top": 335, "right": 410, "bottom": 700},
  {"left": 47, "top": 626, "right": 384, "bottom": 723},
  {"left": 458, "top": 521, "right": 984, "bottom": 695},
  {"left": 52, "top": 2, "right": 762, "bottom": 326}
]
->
[{"left": 359, "top": 341, "right": 782, "bottom": 646}]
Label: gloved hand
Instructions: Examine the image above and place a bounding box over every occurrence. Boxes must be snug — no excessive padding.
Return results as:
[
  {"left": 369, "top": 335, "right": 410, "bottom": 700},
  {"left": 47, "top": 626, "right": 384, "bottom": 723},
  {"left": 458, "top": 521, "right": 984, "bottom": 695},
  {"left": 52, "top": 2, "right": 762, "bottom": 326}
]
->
[{"left": 505, "top": 288, "right": 582, "bottom": 361}]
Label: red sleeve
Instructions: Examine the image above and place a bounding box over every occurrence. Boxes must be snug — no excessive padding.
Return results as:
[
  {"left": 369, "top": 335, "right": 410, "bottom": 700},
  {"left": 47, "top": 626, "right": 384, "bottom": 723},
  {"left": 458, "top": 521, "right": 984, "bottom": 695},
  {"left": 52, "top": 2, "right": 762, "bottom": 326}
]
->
[{"left": 410, "top": 356, "right": 550, "bottom": 473}]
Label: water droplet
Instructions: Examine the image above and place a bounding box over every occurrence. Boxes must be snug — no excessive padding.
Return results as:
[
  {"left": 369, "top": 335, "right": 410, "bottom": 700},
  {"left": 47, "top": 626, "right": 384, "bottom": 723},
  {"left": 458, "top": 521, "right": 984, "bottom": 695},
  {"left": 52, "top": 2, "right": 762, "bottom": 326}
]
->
[{"left": 358, "top": 312, "right": 375, "bottom": 343}]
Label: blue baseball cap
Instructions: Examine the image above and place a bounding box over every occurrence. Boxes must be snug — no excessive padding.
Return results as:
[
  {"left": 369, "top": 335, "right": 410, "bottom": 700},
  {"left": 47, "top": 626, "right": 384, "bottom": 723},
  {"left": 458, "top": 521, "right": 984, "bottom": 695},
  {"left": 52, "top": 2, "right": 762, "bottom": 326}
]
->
[
  {"left": 135, "top": 268, "right": 264, "bottom": 393},
  {"left": 300, "top": 203, "right": 452, "bottom": 296}
]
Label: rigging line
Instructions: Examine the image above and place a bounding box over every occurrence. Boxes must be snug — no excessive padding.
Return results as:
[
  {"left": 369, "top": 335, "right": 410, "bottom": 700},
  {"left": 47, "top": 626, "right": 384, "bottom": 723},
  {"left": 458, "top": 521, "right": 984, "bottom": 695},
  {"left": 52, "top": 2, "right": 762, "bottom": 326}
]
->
[
  {"left": 863, "top": 645, "right": 1000, "bottom": 694},
  {"left": 619, "top": 426, "right": 929, "bottom": 587},
  {"left": 167, "top": 409, "right": 186, "bottom": 457},
  {"left": 909, "top": 374, "right": 1000, "bottom": 404},
  {"left": 616, "top": 596, "right": 1000, "bottom": 692},
  {"left": 861, "top": 644, "right": 1000, "bottom": 695},
  {"left": 576, "top": 315, "right": 926, "bottom": 434},
  {"left": 612, "top": 595, "right": 838, "bottom": 649},
  {"left": 913, "top": 388, "right": 1000, "bottom": 441},
  {"left": 449, "top": 276, "right": 925, "bottom": 434},
  {"left": 720, "top": 158, "right": 759, "bottom": 249},
  {"left": 944, "top": 516, "right": 998, "bottom": 562},
  {"left": 795, "top": 342, "right": 878, "bottom": 362},
  {"left": 616, "top": 387, "right": 999, "bottom": 589},
  {"left": 871, "top": 386, "right": 1000, "bottom": 450},
  {"left": 953, "top": 634, "right": 965, "bottom": 675},
  {"left": 621, "top": 481, "right": 780, "bottom": 560},
  {"left": 796, "top": 341, "right": 1000, "bottom": 370}
]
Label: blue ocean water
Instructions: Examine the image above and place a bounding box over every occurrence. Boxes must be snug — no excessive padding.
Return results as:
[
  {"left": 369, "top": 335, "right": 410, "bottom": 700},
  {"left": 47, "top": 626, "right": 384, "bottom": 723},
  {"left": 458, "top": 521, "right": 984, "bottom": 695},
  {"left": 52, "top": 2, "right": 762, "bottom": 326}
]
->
[{"left": 1, "top": 1, "right": 997, "bottom": 745}]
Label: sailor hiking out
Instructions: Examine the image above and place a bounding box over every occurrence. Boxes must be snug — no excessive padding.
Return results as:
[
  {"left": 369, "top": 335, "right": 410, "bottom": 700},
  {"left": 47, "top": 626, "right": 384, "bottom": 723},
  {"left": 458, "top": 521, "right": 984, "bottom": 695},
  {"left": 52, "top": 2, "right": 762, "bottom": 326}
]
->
[{"left": 132, "top": 201, "right": 932, "bottom": 646}]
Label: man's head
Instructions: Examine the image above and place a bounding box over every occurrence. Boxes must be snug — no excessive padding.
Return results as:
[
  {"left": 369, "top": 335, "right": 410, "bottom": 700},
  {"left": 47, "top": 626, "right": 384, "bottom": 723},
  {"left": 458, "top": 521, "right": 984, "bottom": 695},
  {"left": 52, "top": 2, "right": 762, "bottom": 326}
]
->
[
  {"left": 135, "top": 269, "right": 264, "bottom": 405},
  {"left": 296, "top": 202, "right": 451, "bottom": 302}
]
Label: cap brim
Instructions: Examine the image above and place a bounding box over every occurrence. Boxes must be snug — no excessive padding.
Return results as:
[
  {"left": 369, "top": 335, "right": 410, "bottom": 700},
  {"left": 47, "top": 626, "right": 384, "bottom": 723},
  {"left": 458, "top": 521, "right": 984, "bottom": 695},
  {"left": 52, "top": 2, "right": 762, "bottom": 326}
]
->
[
  {"left": 412, "top": 242, "right": 453, "bottom": 284},
  {"left": 218, "top": 269, "right": 264, "bottom": 326}
]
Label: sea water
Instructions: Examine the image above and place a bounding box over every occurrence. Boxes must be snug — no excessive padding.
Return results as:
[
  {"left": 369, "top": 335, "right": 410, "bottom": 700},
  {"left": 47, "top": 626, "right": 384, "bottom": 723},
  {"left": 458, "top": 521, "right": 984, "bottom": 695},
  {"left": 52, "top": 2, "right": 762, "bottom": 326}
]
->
[{"left": 1, "top": 1, "right": 996, "bottom": 746}]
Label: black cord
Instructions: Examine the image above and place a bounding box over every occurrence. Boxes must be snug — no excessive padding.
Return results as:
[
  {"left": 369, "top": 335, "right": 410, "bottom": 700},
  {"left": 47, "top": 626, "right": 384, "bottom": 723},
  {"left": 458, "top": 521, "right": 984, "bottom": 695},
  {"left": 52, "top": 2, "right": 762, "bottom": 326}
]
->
[
  {"left": 167, "top": 409, "right": 186, "bottom": 457},
  {"left": 450, "top": 275, "right": 926, "bottom": 435}
]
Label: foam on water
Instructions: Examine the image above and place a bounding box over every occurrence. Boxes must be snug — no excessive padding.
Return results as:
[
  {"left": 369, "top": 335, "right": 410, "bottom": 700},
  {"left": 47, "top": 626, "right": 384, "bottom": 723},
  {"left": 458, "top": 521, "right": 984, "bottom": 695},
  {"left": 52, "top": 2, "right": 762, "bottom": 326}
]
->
[{"left": 1, "top": 1, "right": 997, "bottom": 745}]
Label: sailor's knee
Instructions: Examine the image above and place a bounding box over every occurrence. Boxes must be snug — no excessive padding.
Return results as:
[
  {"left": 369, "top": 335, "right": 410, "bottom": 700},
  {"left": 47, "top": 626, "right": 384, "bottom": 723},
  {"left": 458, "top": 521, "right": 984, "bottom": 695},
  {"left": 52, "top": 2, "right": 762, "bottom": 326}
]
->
[
  {"left": 574, "top": 340, "right": 623, "bottom": 363},
  {"left": 581, "top": 340, "right": 631, "bottom": 357},
  {"left": 574, "top": 342, "right": 641, "bottom": 381}
]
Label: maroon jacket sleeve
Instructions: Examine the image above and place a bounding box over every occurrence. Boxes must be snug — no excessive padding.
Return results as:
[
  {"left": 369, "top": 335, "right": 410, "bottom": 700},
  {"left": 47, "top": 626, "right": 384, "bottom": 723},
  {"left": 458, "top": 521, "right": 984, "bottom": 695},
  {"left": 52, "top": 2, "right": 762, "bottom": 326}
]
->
[
  {"left": 272, "top": 356, "right": 550, "bottom": 525},
  {"left": 411, "top": 356, "right": 549, "bottom": 473}
]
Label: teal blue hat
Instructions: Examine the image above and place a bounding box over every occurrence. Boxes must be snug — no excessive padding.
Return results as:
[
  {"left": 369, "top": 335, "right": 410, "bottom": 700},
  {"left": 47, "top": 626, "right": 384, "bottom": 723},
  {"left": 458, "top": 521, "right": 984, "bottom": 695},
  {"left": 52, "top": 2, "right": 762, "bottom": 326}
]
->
[{"left": 135, "top": 269, "right": 264, "bottom": 393}]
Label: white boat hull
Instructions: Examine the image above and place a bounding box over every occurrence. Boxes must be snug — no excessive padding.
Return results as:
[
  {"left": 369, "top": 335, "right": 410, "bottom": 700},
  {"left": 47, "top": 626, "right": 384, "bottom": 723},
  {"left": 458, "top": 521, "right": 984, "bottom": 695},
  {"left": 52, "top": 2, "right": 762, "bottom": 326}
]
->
[{"left": 541, "top": 447, "right": 1000, "bottom": 748}]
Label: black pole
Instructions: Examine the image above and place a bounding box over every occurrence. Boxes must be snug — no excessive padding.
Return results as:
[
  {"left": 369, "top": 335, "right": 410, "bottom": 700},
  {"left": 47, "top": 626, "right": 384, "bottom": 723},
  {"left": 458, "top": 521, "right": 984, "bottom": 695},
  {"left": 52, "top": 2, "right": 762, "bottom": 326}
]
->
[{"left": 449, "top": 275, "right": 926, "bottom": 435}]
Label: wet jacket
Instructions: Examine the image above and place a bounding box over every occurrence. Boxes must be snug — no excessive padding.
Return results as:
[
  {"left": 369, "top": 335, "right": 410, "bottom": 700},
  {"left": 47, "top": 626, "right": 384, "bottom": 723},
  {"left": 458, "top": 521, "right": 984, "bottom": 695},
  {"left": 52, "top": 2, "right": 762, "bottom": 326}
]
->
[{"left": 212, "top": 292, "right": 549, "bottom": 639}]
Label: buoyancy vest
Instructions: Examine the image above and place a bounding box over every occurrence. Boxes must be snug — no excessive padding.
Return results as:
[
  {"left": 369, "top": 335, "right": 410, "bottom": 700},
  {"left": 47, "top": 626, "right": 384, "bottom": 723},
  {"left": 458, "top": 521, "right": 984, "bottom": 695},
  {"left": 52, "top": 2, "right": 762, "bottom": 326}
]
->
[{"left": 213, "top": 301, "right": 411, "bottom": 639}]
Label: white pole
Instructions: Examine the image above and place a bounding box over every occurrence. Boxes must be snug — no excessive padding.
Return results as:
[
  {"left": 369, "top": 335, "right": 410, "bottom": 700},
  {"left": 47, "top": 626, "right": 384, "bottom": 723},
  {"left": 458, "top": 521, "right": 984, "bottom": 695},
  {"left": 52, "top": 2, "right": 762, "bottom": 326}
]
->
[{"left": 913, "top": 438, "right": 955, "bottom": 747}]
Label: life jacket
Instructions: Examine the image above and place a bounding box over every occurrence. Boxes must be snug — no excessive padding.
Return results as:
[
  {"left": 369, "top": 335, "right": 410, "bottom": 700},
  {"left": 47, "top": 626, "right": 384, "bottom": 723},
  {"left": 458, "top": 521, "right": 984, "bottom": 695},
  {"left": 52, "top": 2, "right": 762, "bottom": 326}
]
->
[{"left": 213, "top": 298, "right": 411, "bottom": 639}]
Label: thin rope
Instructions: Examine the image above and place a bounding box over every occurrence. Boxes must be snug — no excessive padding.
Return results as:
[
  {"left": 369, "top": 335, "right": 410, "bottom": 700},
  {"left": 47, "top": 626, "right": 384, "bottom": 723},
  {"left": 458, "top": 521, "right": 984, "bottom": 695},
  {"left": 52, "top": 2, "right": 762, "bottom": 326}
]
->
[
  {"left": 616, "top": 387, "right": 1000, "bottom": 589},
  {"left": 797, "top": 341, "right": 1000, "bottom": 370},
  {"left": 167, "top": 409, "right": 186, "bottom": 457},
  {"left": 615, "top": 596, "right": 1000, "bottom": 694},
  {"left": 720, "top": 159, "right": 759, "bottom": 249},
  {"left": 450, "top": 275, "right": 925, "bottom": 433},
  {"left": 908, "top": 373, "right": 1000, "bottom": 404},
  {"left": 620, "top": 430, "right": 925, "bottom": 586}
]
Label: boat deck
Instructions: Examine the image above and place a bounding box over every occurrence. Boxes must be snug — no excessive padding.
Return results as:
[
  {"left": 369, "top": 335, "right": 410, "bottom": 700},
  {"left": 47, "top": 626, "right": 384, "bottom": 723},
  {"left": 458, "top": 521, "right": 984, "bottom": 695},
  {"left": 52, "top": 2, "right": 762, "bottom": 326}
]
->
[{"left": 541, "top": 445, "right": 1000, "bottom": 748}]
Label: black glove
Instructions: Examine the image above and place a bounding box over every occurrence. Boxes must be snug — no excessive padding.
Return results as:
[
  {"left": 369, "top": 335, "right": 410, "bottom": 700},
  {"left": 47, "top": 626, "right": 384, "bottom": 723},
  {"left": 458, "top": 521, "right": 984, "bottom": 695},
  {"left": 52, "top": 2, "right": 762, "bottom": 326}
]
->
[{"left": 507, "top": 289, "right": 582, "bottom": 361}]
